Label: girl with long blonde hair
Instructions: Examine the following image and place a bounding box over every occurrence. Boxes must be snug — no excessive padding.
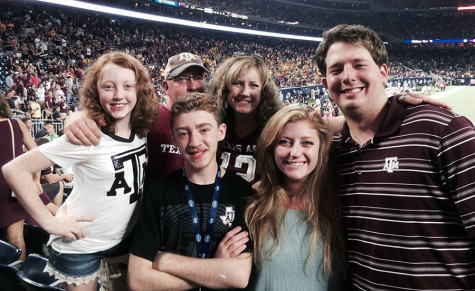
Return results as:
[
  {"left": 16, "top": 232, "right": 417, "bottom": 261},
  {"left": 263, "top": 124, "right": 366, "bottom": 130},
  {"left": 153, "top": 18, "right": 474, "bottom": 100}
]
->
[{"left": 245, "top": 105, "right": 345, "bottom": 290}]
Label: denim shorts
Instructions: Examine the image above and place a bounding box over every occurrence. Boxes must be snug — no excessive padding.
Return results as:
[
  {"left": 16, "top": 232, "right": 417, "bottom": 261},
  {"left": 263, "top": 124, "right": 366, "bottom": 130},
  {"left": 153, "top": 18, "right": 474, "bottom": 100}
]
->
[{"left": 45, "top": 237, "right": 131, "bottom": 285}]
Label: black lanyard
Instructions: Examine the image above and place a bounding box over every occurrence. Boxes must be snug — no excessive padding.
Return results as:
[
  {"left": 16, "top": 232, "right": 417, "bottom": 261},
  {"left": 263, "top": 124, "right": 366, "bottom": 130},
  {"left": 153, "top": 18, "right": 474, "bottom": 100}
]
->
[{"left": 182, "top": 168, "right": 221, "bottom": 258}]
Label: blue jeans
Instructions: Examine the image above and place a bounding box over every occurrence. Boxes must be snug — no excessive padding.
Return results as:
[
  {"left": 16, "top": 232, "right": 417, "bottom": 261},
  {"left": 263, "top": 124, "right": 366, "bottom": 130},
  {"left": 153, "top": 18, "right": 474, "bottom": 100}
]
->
[{"left": 46, "top": 237, "right": 131, "bottom": 284}]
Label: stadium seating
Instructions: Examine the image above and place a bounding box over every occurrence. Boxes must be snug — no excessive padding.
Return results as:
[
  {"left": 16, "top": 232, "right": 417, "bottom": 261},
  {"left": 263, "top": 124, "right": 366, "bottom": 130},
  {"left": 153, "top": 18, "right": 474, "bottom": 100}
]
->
[
  {"left": 0, "top": 264, "right": 24, "bottom": 291},
  {"left": 24, "top": 224, "right": 50, "bottom": 258},
  {"left": 16, "top": 254, "right": 62, "bottom": 291},
  {"left": 0, "top": 239, "right": 22, "bottom": 265},
  {"left": 0, "top": 240, "right": 24, "bottom": 291}
]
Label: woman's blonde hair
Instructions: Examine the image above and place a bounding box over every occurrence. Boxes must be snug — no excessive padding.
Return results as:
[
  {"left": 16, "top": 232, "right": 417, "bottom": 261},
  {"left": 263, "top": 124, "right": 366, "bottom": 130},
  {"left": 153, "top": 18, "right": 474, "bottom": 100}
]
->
[
  {"left": 207, "top": 55, "right": 283, "bottom": 125},
  {"left": 80, "top": 51, "right": 158, "bottom": 138},
  {"left": 245, "top": 105, "right": 344, "bottom": 275}
]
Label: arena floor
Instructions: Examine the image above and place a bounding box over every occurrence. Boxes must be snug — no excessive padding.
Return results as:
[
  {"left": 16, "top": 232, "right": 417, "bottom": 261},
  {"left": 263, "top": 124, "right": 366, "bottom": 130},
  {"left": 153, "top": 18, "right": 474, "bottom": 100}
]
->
[{"left": 433, "top": 86, "right": 475, "bottom": 123}]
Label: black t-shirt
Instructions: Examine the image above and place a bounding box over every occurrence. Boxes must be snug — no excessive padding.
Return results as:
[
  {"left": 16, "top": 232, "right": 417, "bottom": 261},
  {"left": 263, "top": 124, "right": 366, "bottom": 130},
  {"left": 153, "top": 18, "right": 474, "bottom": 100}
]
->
[
  {"left": 53, "top": 111, "right": 61, "bottom": 120},
  {"left": 7, "top": 98, "right": 15, "bottom": 109},
  {"left": 131, "top": 169, "right": 252, "bottom": 261}
]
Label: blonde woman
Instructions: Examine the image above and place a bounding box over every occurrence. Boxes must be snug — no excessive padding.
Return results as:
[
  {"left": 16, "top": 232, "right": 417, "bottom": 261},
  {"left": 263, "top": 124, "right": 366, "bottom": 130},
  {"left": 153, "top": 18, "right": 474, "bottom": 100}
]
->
[
  {"left": 208, "top": 55, "right": 283, "bottom": 183},
  {"left": 245, "top": 105, "right": 345, "bottom": 290}
]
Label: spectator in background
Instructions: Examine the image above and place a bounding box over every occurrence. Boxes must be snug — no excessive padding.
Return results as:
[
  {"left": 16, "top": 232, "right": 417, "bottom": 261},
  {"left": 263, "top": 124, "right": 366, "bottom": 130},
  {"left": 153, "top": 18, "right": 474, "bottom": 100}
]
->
[
  {"left": 6, "top": 85, "right": 18, "bottom": 110},
  {"left": 52, "top": 105, "right": 66, "bottom": 121},
  {"left": 36, "top": 82, "right": 46, "bottom": 107},
  {"left": 20, "top": 116, "right": 33, "bottom": 136},
  {"left": 35, "top": 137, "right": 72, "bottom": 208},
  {"left": 65, "top": 73, "right": 74, "bottom": 105},
  {"left": 44, "top": 90, "right": 54, "bottom": 118},
  {"left": 0, "top": 96, "right": 40, "bottom": 261},
  {"left": 57, "top": 95, "right": 68, "bottom": 117},
  {"left": 5, "top": 71, "right": 14, "bottom": 93},
  {"left": 54, "top": 84, "right": 65, "bottom": 100},
  {"left": 29, "top": 72, "right": 40, "bottom": 89},
  {"left": 30, "top": 97, "right": 42, "bottom": 119},
  {"left": 45, "top": 122, "right": 59, "bottom": 141},
  {"left": 35, "top": 120, "right": 56, "bottom": 140}
]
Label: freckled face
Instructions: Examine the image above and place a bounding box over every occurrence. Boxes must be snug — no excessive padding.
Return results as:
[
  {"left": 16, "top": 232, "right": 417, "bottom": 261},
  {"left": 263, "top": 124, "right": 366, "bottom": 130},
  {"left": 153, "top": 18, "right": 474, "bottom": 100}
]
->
[{"left": 97, "top": 63, "right": 137, "bottom": 127}]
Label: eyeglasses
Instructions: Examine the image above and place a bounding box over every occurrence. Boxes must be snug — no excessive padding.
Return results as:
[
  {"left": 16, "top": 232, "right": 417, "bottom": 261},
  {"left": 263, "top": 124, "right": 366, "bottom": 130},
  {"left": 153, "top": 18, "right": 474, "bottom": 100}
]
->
[{"left": 167, "top": 74, "right": 207, "bottom": 84}]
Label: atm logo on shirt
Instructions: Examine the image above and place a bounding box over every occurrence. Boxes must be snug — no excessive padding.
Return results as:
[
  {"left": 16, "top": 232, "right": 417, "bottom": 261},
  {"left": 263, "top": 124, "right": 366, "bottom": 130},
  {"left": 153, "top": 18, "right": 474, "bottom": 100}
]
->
[
  {"left": 383, "top": 157, "right": 399, "bottom": 173},
  {"left": 220, "top": 206, "right": 235, "bottom": 228},
  {"left": 107, "top": 144, "right": 147, "bottom": 204}
]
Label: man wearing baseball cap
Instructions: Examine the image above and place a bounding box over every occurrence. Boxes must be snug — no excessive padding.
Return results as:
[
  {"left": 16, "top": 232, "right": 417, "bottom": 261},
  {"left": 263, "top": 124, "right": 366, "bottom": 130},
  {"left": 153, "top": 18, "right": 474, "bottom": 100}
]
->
[{"left": 146, "top": 52, "right": 208, "bottom": 183}]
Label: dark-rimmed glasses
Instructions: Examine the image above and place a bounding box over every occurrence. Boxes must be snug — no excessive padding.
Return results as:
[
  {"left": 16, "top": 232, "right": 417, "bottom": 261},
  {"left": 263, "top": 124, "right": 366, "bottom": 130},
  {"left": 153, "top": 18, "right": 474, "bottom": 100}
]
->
[{"left": 167, "top": 74, "right": 207, "bottom": 84}]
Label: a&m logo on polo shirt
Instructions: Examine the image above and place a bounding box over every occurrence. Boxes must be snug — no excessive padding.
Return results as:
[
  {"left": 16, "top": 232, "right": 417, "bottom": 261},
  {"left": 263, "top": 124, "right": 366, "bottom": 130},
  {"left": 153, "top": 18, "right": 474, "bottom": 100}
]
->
[{"left": 383, "top": 157, "right": 399, "bottom": 173}]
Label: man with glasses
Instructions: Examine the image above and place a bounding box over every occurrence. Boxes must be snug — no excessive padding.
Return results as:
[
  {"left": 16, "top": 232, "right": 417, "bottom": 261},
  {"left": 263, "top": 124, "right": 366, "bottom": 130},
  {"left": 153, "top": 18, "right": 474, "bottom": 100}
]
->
[{"left": 146, "top": 52, "right": 208, "bottom": 184}]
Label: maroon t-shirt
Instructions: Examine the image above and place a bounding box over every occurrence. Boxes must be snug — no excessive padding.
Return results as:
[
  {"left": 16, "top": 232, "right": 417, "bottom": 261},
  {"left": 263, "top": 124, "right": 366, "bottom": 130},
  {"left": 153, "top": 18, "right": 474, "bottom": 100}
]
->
[
  {"left": 145, "top": 105, "right": 183, "bottom": 186},
  {"left": 45, "top": 95, "right": 54, "bottom": 110}
]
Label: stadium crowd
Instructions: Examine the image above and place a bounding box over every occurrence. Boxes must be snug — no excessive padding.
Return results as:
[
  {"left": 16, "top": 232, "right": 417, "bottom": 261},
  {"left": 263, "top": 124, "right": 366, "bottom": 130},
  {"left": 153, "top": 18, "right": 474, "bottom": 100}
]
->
[{"left": 1, "top": 2, "right": 473, "bottom": 122}]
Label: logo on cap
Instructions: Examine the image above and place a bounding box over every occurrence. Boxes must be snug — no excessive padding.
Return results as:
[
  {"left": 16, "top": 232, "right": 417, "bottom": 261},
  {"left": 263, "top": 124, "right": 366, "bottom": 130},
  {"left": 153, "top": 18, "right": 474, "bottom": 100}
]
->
[
  {"left": 164, "top": 52, "right": 207, "bottom": 79},
  {"left": 178, "top": 53, "right": 198, "bottom": 62}
]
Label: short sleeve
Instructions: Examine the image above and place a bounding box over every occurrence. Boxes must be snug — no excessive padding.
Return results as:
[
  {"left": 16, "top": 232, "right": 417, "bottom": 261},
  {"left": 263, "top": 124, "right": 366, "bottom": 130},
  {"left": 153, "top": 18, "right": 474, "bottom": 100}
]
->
[
  {"left": 439, "top": 116, "right": 475, "bottom": 237},
  {"left": 38, "top": 135, "right": 91, "bottom": 169},
  {"left": 130, "top": 181, "right": 164, "bottom": 262}
]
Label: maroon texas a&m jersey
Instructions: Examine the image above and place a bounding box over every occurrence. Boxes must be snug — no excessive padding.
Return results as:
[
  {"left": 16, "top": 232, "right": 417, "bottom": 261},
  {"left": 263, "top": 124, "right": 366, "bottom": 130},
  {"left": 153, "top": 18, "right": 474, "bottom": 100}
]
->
[{"left": 218, "top": 126, "right": 261, "bottom": 183}]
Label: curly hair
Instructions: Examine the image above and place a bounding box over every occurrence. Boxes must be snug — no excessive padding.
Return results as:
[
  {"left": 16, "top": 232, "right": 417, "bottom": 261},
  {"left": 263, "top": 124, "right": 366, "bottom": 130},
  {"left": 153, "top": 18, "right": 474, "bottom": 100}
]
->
[
  {"left": 316, "top": 24, "right": 388, "bottom": 77},
  {"left": 80, "top": 51, "right": 159, "bottom": 138},
  {"left": 245, "top": 105, "right": 345, "bottom": 276},
  {"left": 207, "top": 55, "right": 283, "bottom": 126}
]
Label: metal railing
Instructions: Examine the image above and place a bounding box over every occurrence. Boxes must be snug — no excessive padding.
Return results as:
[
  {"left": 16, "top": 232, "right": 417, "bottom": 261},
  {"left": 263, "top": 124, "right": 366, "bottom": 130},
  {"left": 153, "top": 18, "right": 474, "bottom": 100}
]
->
[{"left": 31, "top": 119, "right": 64, "bottom": 138}]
